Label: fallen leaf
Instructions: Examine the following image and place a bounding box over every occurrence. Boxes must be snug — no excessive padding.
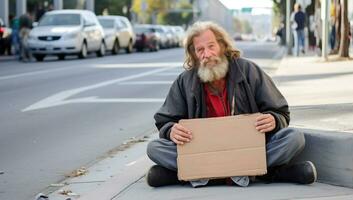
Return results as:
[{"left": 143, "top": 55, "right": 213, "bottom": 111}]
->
[
  {"left": 66, "top": 167, "right": 88, "bottom": 178},
  {"left": 59, "top": 189, "right": 72, "bottom": 195}
]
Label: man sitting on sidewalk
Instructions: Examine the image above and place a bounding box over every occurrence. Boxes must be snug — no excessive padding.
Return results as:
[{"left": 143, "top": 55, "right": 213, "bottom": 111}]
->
[{"left": 146, "top": 21, "right": 317, "bottom": 187}]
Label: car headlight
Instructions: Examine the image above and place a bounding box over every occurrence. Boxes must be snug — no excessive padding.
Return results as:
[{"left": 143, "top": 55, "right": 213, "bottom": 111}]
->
[{"left": 64, "top": 32, "right": 79, "bottom": 39}]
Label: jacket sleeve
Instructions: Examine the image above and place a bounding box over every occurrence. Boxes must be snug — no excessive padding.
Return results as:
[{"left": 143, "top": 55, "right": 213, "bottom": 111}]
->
[
  {"left": 247, "top": 62, "right": 290, "bottom": 134},
  {"left": 154, "top": 75, "right": 188, "bottom": 140}
]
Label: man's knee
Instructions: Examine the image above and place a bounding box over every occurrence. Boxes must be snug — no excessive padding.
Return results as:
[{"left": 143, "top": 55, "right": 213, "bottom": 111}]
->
[
  {"left": 284, "top": 128, "right": 305, "bottom": 152},
  {"left": 146, "top": 139, "right": 159, "bottom": 161}
]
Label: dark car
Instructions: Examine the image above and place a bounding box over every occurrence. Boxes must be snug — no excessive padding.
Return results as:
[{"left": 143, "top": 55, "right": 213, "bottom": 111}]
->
[
  {"left": 0, "top": 18, "right": 12, "bottom": 55},
  {"left": 133, "top": 24, "right": 160, "bottom": 52}
]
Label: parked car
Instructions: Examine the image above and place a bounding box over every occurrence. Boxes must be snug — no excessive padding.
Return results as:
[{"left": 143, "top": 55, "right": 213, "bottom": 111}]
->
[
  {"left": 133, "top": 24, "right": 160, "bottom": 52},
  {"left": 152, "top": 25, "right": 170, "bottom": 49},
  {"left": 165, "top": 25, "right": 179, "bottom": 47},
  {"left": 98, "top": 15, "right": 135, "bottom": 54},
  {"left": 171, "top": 25, "right": 185, "bottom": 47},
  {"left": 27, "top": 9, "right": 106, "bottom": 61},
  {"left": 0, "top": 18, "right": 12, "bottom": 55}
]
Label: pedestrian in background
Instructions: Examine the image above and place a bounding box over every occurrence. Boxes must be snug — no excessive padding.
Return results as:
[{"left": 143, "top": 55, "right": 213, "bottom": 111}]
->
[
  {"left": 19, "top": 13, "right": 32, "bottom": 61},
  {"left": 10, "top": 15, "right": 20, "bottom": 58},
  {"left": 291, "top": 3, "right": 306, "bottom": 56}
]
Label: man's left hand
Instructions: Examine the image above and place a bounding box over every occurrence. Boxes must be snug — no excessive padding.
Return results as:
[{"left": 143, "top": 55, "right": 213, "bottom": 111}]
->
[{"left": 255, "top": 113, "right": 276, "bottom": 133}]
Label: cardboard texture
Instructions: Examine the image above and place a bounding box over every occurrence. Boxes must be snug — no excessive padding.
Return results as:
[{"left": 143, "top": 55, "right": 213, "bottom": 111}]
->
[{"left": 177, "top": 114, "right": 267, "bottom": 181}]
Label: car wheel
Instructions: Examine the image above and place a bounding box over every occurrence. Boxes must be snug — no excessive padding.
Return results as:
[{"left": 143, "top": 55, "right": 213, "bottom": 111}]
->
[
  {"left": 34, "top": 54, "right": 45, "bottom": 62},
  {"left": 58, "top": 54, "right": 65, "bottom": 60},
  {"left": 112, "top": 39, "right": 120, "bottom": 55},
  {"left": 78, "top": 42, "right": 88, "bottom": 59},
  {"left": 96, "top": 42, "right": 106, "bottom": 57},
  {"left": 125, "top": 40, "right": 133, "bottom": 54},
  {"left": 136, "top": 47, "right": 143, "bottom": 52}
]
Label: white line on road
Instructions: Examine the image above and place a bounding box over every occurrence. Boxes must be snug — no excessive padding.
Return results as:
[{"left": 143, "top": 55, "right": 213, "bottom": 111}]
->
[
  {"left": 119, "top": 81, "right": 173, "bottom": 85},
  {"left": 66, "top": 97, "right": 165, "bottom": 103},
  {"left": 0, "top": 67, "right": 74, "bottom": 81},
  {"left": 93, "top": 62, "right": 184, "bottom": 68},
  {"left": 154, "top": 72, "right": 183, "bottom": 76},
  {"left": 22, "top": 67, "right": 175, "bottom": 112},
  {"left": 0, "top": 62, "right": 184, "bottom": 81}
]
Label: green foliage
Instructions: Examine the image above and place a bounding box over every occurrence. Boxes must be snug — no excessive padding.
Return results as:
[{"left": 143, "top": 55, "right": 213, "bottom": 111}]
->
[
  {"left": 95, "top": 0, "right": 131, "bottom": 16},
  {"left": 242, "top": 20, "right": 253, "bottom": 34},
  {"left": 233, "top": 17, "right": 252, "bottom": 34},
  {"left": 233, "top": 17, "right": 243, "bottom": 33},
  {"left": 132, "top": 0, "right": 193, "bottom": 25}
]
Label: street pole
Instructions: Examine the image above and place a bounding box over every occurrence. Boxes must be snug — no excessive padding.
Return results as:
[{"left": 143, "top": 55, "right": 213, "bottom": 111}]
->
[
  {"left": 16, "top": 0, "right": 26, "bottom": 17},
  {"left": 53, "top": 0, "right": 63, "bottom": 10},
  {"left": 321, "top": 0, "right": 329, "bottom": 60},
  {"left": 86, "top": 0, "right": 95, "bottom": 12},
  {"left": 286, "top": 0, "right": 292, "bottom": 55},
  {"left": 0, "top": 0, "right": 9, "bottom": 26}
]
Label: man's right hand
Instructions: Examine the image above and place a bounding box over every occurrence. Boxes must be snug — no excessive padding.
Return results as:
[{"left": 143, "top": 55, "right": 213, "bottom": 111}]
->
[{"left": 170, "top": 123, "right": 193, "bottom": 145}]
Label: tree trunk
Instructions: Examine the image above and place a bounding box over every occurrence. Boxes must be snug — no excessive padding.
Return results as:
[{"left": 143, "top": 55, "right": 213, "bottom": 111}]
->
[
  {"left": 338, "top": 0, "right": 349, "bottom": 57},
  {"left": 332, "top": 0, "right": 341, "bottom": 54}
]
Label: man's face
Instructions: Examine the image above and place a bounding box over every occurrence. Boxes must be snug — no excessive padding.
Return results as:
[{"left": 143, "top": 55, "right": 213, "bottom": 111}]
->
[
  {"left": 193, "top": 29, "right": 222, "bottom": 67},
  {"left": 193, "top": 29, "right": 228, "bottom": 83}
]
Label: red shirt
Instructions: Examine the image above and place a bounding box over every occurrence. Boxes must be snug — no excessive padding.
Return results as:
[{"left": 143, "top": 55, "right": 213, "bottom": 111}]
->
[{"left": 204, "top": 82, "right": 230, "bottom": 117}]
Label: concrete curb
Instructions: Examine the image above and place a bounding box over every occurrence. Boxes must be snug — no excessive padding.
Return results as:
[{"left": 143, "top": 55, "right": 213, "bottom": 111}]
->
[
  {"left": 46, "top": 135, "right": 156, "bottom": 200},
  {"left": 79, "top": 156, "right": 153, "bottom": 200},
  {"left": 294, "top": 128, "right": 353, "bottom": 188}
]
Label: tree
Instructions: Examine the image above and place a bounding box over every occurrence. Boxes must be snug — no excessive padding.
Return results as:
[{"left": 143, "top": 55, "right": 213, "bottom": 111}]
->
[
  {"left": 233, "top": 17, "right": 243, "bottom": 33},
  {"left": 242, "top": 20, "right": 253, "bottom": 34},
  {"left": 338, "top": 0, "right": 349, "bottom": 57},
  {"left": 132, "top": 0, "right": 192, "bottom": 25},
  {"left": 95, "top": 0, "right": 132, "bottom": 18}
]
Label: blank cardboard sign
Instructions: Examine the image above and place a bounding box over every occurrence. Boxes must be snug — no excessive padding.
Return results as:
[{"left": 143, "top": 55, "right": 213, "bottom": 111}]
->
[{"left": 177, "top": 114, "right": 267, "bottom": 181}]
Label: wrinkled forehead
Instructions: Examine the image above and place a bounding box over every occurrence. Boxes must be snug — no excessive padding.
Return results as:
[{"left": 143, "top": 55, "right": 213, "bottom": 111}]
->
[{"left": 193, "top": 29, "right": 218, "bottom": 48}]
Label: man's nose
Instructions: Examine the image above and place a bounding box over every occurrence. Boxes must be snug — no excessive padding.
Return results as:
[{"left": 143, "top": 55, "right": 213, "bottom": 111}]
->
[{"left": 202, "top": 48, "right": 212, "bottom": 59}]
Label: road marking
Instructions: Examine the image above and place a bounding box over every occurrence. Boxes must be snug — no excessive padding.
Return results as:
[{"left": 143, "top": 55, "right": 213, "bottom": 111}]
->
[
  {"left": 0, "top": 62, "right": 184, "bottom": 81},
  {"left": 64, "top": 97, "right": 165, "bottom": 103},
  {"left": 93, "top": 62, "right": 183, "bottom": 68},
  {"left": 154, "top": 72, "right": 183, "bottom": 76},
  {"left": 23, "top": 67, "right": 175, "bottom": 112},
  {"left": 0, "top": 67, "right": 73, "bottom": 81},
  {"left": 119, "top": 81, "right": 173, "bottom": 85}
]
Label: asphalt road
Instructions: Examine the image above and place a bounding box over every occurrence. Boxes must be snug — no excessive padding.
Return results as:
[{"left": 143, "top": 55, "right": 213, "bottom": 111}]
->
[{"left": 0, "top": 41, "right": 284, "bottom": 200}]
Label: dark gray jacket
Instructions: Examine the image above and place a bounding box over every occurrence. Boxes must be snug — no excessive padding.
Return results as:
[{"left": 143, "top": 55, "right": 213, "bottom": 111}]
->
[{"left": 154, "top": 57, "right": 290, "bottom": 141}]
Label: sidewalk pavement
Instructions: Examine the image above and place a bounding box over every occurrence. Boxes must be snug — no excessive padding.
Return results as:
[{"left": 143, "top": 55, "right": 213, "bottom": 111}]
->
[
  {"left": 44, "top": 54, "right": 353, "bottom": 200},
  {"left": 0, "top": 55, "right": 16, "bottom": 62}
]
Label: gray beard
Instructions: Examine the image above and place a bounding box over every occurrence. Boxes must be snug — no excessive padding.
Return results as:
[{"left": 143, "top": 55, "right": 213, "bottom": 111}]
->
[{"left": 197, "top": 56, "right": 229, "bottom": 83}]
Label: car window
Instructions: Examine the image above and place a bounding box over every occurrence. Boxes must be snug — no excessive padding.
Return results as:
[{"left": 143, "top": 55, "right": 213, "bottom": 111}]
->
[
  {"left": 115, "top": 20, "right": 123, "bottom": 29},
  {"left": 98, "top": 19, "right": 114, "bottom": 28},
  {"left": 134, "top": 26, "right": 150, "bottom": 34},
  {"left": 83, "top": 13, "right": 96, "bottom": 26},
  {"left": 119, "top": 19, "right": 128, "bottom": 28},
  {"left": 39, "top": 14, "right": 81, "bottom": 26}
]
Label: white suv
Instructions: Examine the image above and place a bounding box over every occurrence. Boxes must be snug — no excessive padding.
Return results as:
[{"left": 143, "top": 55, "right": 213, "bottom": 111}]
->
[{"left": 28, "top": 9, "right": 106, "bottom": 61}]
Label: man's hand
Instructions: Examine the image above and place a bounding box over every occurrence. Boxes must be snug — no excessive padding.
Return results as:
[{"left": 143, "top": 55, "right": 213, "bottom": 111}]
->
[
  {"left": 255, "top": 113, "right": 276, "bottom": 133},
  {"left": 170, "top": 123, "right": 192, "bottom": 145}
]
